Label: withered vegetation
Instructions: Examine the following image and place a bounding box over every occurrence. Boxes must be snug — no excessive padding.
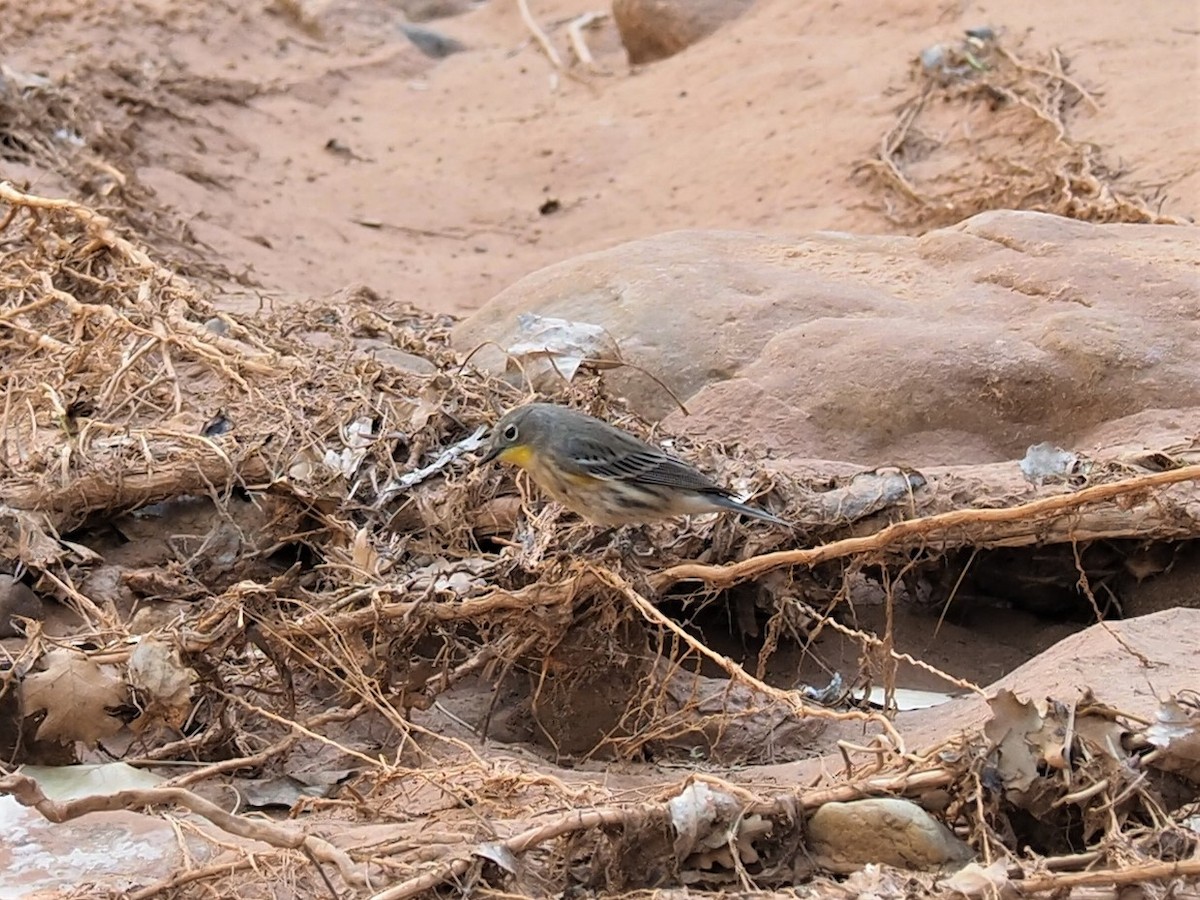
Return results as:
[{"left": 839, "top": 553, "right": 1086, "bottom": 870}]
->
[
  {"left": 858, "top": 30, "right": 1189, "bottom": 229},
  {"left": 1, "top": 41, "right": 1199, "bottom": 897}
]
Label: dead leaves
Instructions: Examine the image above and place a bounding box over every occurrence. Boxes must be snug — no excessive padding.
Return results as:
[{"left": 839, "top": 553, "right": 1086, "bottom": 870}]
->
[
  {"left": 19, "top": 649, "right": 126, "bottom": 744},
  {"left": 15, "top": 637, "right": 196, "bottom": 749},
  {"left": 127, "top": 636, "right": 198, "bottom": 730},
  {"left": 983, "top": 689, "right": 1056, "bottom": 794},
  {"left": 1145, "top": 695, "right": 1200, "bottom": 783},
  {"left": 982, "top": 688, "right": 1200, "bottom": 846}
]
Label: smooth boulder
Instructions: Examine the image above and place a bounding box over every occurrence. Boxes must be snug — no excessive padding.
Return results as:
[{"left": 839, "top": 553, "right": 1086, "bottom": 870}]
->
[{"left": 453, "top": 211, "right": 1200, "bottom": 465}]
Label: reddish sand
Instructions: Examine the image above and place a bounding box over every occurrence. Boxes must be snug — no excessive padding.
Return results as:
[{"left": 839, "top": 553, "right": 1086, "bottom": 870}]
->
[{"left": 4, "top": 0, "right": 1196, "bottom": 316}]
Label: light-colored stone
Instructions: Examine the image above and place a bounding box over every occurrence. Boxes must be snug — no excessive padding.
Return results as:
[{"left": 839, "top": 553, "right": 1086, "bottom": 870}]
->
[
  {"left": 454, "top": 211, "right": 1200, "bottom": 465},
  {"left": 354, "top": 338, "right": 438, "bottom": 374},
  {"left": 400, "top": 0, "right": 479, "bottom": 21},
  {"left": 0, "top": 802, "right": 211, "bottom": 896},
  {"left": 613, "top": 0, "right": 757, "bottom": 64},
  {"left": 807, "top": 797, "right": 973, "bottom": 873}
]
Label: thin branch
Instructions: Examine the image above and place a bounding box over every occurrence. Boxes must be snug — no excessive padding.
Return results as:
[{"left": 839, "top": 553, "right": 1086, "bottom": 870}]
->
[
  {"left": 566, "top": 11, "right": 607, "bottom": 70},
  {"left": 595, "top": 565, "right": 908, "bottom": 752},
  {"left": 650, "top": 464, "right": 1200, "bottom": 591},
  {"left": 1014, "top": 858, "right": 1200, "bottom": 892},
  {"left": 517, "top": 0, "right": 563, "bottom": 69},
  {"left": 367, "top": 765, "right": 955, "bottom": 900}
]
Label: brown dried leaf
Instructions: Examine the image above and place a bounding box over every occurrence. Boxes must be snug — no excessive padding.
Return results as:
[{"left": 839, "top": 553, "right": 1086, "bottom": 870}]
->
[
  {"left": 127, "top": 636, "right": 197, "bottom": 729},
  {"left": 20, "top": 649, "right": 126, "bottom": 744},
  {"left": 983, "top": 690, "right": 1044, "bottom": 792},
  {"left": 351, "top": 526, "right": 381, "bottom": 575},
  {"left": 0, "top": 507, "right": 70, "bottom": 569},
  {"left": 1072, "top": 714, "right": 1128, "bottom": 762},
  {"left": 1145, "top": 697, "right": 1200, "bottom": 783}
]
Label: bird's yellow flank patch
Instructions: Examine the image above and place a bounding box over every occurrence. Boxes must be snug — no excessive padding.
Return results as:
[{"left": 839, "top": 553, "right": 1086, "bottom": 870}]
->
[{"left": 559, "top": 470, "right": 599, "bottom": 486}]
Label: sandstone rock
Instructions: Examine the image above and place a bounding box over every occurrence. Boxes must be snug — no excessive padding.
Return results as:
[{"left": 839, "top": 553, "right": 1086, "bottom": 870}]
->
[
  {"left": 892, "top": 609, "right": 1200, "bottom": 753},
  {"left": 1119, "top": 540, "right": 1200, "bottom": 619},
  {"left": 399, "top": 23, "right": 467, "bottom": 58},
  {"left": 453, "top": 211, "right": 1200, "bottom": 466},
  {"left": 807, "top": 797, "right": 973, "bottom": 873},
  {"left": 400, "top": 0, "right": 479, "bottom": 21},
  {"left": 0, "top": 575, "right": 44, "bottom": 638},
  {"left": 353, "top": 337, "right": 438, "bottom": 374},
  {"left": 613, "top": 0, "right": 757, "bottom": 64}
]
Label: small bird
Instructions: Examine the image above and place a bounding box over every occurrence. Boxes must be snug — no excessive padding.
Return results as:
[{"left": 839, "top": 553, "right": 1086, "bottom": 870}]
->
[{"left": 479, "top": 402, "right": 789, "bottom": 527}]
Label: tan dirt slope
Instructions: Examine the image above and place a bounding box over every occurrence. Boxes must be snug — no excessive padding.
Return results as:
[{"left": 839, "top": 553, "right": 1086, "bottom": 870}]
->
[{"left": 2, "top": 0, "right": 1196, "bottom": 315}]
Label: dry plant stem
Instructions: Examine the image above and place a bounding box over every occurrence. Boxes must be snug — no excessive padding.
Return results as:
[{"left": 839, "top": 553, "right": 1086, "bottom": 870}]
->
[
  {"left": 162, "top": 705, "right": 365, "bottom": 788},
  {"left": 1015, "top": 858, "right": 1200, "bottom": 892},
  {"left": 127, "top": 857, "right": 258, "bottom": 900},
  {"left": 33, "top": 273, "right": 278, "bottom": 388},
  {"left": 0, "top": 181, "right": 171, "bottom": 276},
  {"left": 2, "top": 183, "right": 297, "bottom": 375},
  {"left": 0, "top": 774, "right": 368, "bottom": 887},
  {"left": 770, "top": 765, "right": 954, "bottom": 811},
  {"left": 37, "top": 566, "right": 116, "bottom": 629},
  {"left": 1071, "top": 541, "right": 1152, "bottom": 667},
  {"left": 795, "top": 598, "right": 984, "bottom": 695},
  {"left": 369, "top": 805, "right": 651, "bottom": 900},
  {"left": 567, "top": 11, "right": 606, "bottom": 68},
  {"left": 876, "top": 92, "right": 930, "bottom": 203},
  {"left": 219, "top": 692, "right": 385, "bottom": 770},
  {"left": 517, "top": 0, "right": 563, "bottom": 68},
  {"left": 5, "top": 448, "right": 272, "bottom": 531},
  {"left": 995, "top": 44, "right": 1100, "bottom": 112},
  {"left": 370, "top": 765, "right": 955, "bottom": 900},
  {"left": 651, "top": 464, "right": 1200, "bottom": 591},
  {"left": 275, "top": 575, "right": 580, "bottom": 641},
  {"left": 593, "top": 567, "right": 907, "bottom": 752}
]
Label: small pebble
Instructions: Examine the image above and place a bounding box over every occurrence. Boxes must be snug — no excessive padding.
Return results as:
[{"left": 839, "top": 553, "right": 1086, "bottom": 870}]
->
[
  {"left": 807, "top": 798, "right": 973, "bottom": 873},
  {"left": 400, "top": 24, "right": 466, "bottom": 58},
  {"left": 919, "top": 44, "right": 946, "bottom": 70}
]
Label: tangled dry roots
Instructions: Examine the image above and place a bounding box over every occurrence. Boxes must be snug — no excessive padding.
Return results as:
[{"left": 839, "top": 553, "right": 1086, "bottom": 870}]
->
[
  {"left": 0, "top": 180, "right": 872, "bottom": 894},
  {"left": 857, "top": 30, "right": 1187, "bottom": 230},
  {"left": 2, "top": 177, "right": 1200, "bottom": 899}
]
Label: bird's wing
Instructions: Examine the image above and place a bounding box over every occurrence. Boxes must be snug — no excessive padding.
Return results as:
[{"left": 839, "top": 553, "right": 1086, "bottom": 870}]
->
[{"left": 564, "top": 432, "right": 727, "bottom": 494}]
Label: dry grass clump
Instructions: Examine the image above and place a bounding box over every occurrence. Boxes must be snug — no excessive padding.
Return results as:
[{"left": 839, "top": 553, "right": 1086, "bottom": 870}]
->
[
  {"left": 858, "top": 30, "right": 1190, "bottom": 229},
  {"left": 2, "top": 179, "right": 1199, "bottom": 897}
]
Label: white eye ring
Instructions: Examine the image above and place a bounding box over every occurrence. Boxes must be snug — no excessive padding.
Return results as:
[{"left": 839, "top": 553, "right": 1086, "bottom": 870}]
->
[{"left": 502, "top": 424, "right": 519, "bottom": 442}]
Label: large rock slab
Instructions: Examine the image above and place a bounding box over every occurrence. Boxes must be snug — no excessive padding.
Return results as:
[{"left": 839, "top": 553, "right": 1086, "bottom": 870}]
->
[
  {"left": 613, "top": 0, "right": 757, "bottom": 64},
  {"left": 453, "top": 211, "right": 1200, "bottom": 465}
]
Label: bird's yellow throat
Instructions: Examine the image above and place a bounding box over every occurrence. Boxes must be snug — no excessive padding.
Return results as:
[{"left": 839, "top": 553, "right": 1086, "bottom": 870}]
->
[{"left": 498, "top": 444, "right": 534, "bottom": 468}]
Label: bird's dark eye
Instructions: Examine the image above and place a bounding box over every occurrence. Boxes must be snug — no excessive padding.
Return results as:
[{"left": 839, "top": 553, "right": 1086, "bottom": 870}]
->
[{"left": 502, "top": 424, "right": 519, "bottom": 442}]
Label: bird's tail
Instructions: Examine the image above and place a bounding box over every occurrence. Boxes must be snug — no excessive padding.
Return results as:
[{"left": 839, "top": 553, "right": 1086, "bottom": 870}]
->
[{"left": 709, "top": 493, "right": 791, "bottom": 527}]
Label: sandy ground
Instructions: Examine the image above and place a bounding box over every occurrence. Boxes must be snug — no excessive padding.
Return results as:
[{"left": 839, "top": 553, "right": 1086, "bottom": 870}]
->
[
  {"left": 2, "top": 1, "right": 1199, "bottom": 894},
  {"left": 4, "top": 0, "right": 1196, "bottom": 316}
]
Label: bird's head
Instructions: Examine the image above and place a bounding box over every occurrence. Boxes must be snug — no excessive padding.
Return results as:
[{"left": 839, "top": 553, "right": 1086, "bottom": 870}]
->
[{"left": 479, "top": 403, "right": 553, "bottom": 469}]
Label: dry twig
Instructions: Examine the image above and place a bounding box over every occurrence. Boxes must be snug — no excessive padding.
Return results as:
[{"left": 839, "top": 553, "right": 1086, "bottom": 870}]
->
[
  {"left": 567, "top": 11, "right": 607, "bottom": 70},
  {"left": 651, "top": 464, "right": 1200, "bottom": 591},
  {"left": 517, "top": 0, "right": 563, "bottom": 69}
]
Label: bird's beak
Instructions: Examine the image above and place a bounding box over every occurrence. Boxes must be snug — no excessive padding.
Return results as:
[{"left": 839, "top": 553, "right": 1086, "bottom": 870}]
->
[{"left": 479, "top": 443, "right": 501, "bottom": 464}]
